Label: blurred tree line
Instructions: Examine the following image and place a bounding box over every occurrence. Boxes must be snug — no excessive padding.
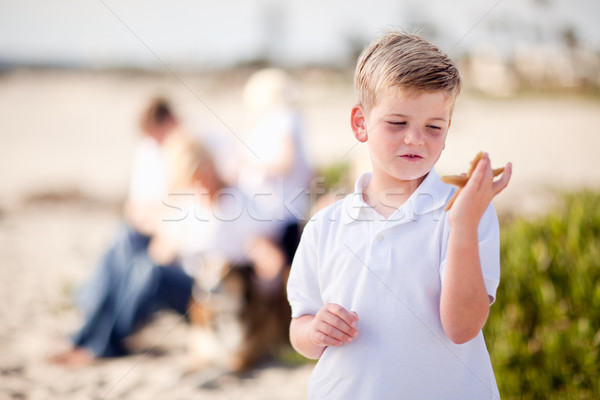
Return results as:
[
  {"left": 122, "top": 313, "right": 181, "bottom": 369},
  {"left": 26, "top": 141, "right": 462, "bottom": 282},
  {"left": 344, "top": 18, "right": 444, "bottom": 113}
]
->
[{"left": 485, "top": 190, "right": 600, "bottom": 399}]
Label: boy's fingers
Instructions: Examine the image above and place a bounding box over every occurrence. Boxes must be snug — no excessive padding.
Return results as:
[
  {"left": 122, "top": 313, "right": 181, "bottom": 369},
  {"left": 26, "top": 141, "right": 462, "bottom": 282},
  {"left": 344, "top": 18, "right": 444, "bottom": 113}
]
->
[
  {"left": 324, "top": 303, "right": 358, "bottom": 330},
  {"left": 312, "top": 316, "right": 355, "bottom": 345},
  {"left": 462, "top": 155, "right": 491, "bottom": 192},
  {"left": 468, "top": 155, "right": 512, "bottom": 197},
  {"left": 464, "top": 154, "right": 491, "bottom": 192},
  {"left": 492, "top": 162, "right": 512, "bottom": 195},
  {"left": 316, "top": 321, "right": 356, "bottom": 344},
  {"left": 322, "top": 310, "right": 358, "bottom": 337},
  {"left": 312, "top": 330, "right": 344, "bottom": 347},
  {"left": 312, "top": 304, "right": 359, "bottom": 344}
]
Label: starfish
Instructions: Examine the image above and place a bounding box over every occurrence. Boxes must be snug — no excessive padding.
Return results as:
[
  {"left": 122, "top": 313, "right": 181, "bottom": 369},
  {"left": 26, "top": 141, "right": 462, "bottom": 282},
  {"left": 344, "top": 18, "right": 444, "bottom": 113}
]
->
[{"left": 441, "top": 152, "right": 505, "bottom": 211}]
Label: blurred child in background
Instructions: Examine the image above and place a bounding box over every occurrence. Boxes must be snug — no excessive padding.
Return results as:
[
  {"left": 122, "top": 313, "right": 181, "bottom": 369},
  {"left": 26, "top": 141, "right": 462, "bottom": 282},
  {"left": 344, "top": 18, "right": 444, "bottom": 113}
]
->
[
  {"left": 51, "top": 100, "right": 279, "bottom": 366},
  {"left": 238, "top": 68, "right": 313, "bottom": 278}
]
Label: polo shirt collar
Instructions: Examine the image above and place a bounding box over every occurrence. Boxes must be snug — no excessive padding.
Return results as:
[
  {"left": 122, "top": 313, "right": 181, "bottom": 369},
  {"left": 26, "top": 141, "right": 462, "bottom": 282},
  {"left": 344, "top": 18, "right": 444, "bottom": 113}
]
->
[{"left": 342, "top": 169, "right": 452, "bottom": 224}]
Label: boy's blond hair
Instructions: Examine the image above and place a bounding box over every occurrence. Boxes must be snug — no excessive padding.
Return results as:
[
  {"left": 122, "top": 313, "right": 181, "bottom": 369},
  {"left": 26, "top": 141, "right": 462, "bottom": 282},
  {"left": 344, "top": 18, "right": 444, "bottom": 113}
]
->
[{"left": 355, "top": 30, "right": 461, "bottom": 112}]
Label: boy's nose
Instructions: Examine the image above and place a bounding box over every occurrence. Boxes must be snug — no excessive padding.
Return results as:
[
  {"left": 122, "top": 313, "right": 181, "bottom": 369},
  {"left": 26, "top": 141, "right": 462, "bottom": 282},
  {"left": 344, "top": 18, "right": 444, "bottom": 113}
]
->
[{"left": 404, "top": 128, "right": 424, "bottom": 145}]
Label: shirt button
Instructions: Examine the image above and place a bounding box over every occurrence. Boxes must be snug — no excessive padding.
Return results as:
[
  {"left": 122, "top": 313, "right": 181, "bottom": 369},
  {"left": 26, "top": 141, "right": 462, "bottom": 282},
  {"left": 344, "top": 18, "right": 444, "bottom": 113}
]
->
[{"left": 375, "top": 234, "right": 384, "bottom": 243}]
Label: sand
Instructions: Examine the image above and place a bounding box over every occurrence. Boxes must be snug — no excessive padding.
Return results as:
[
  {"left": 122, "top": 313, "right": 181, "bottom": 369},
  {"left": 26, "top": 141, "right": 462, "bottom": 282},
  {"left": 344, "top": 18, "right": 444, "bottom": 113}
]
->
[{"left": 0, "top": 69, "right": 599, "bottom": 399}]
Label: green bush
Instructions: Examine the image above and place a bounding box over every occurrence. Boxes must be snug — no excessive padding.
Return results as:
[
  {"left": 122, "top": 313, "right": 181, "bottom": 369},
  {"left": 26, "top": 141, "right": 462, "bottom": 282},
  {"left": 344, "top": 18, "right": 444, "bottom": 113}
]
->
[
  {"left": 315, "top": 161, "right": 352, "bottom": 192},
  {"left": 485, "top": 190, "right": 600, "bottom": 399}
]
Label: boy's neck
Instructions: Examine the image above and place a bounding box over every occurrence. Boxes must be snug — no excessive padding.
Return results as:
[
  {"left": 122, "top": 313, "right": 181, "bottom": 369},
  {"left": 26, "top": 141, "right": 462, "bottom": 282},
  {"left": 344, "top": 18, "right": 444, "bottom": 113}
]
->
[{"left": 363, "top": 173, "right": 426, "bottom": 219}]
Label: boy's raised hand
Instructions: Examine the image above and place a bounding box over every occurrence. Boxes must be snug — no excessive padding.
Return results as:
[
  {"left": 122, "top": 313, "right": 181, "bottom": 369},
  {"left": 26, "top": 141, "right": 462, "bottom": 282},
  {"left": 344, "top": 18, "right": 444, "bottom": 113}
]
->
[
  {"left": 310, "top": 303, "right": 359, "bottom": 347},
  {"left": 449, "top": 153, "right": 512, "bottom": 227}
]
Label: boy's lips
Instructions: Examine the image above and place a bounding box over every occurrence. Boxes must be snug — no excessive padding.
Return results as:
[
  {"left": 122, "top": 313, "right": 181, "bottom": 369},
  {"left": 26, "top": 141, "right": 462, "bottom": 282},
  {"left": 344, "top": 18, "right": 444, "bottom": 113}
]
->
[{"left": 399, "top": 154, "right": 423, "bottom": 161}]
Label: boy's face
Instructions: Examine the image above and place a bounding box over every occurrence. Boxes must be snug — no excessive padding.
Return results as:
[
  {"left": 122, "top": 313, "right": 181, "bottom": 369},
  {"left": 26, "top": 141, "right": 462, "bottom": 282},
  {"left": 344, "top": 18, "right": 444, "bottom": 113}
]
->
[{"left": 351, "top": 89, "right": 452, "bottom": 186}]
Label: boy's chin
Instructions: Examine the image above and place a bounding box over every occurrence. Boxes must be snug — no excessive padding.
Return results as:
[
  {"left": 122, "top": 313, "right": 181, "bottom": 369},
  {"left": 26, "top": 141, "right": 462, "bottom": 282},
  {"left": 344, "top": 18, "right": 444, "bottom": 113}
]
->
[{"left": 386, "top": 169, "right": 430, "bottom": 184}]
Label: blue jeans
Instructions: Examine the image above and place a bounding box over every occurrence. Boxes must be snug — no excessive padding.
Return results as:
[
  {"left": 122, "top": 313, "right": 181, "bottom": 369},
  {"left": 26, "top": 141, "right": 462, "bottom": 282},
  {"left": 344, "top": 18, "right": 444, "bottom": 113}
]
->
[{"left": 73, "top": 224, "right": 193, "bottom": 357}]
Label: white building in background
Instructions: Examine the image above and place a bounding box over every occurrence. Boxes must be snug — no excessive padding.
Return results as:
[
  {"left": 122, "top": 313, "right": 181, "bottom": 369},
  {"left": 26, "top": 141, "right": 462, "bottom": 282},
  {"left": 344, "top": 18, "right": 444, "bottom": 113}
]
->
[{"left": 0, "top": 0, "right": 599, "bottom": 89}]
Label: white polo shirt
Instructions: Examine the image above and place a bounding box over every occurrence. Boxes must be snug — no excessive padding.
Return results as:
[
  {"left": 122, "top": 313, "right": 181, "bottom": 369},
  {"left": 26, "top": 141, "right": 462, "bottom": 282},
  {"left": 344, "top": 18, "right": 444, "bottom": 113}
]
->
[
  {"left": 128, "top": 137, "right": 168, "bottom": 204},
  {"left": 287, "top": 169, "right": 501, "bottom": 399}
]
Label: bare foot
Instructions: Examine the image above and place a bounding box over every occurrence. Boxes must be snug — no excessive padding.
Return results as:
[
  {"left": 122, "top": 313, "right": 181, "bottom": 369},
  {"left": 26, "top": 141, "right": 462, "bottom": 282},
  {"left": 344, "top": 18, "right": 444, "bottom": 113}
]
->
[{"left": 48, "top": 347, "right": 96, "bottom": 367}]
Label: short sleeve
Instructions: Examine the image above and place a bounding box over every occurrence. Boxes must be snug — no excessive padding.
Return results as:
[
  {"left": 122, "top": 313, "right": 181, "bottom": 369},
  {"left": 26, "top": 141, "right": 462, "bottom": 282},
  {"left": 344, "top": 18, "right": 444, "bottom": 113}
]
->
[
  {"left": 286, "top": 220, "right": 324, "bottom": 318},
  {"left": 439, "top": 203, "right": 501, "bottom": 304}
]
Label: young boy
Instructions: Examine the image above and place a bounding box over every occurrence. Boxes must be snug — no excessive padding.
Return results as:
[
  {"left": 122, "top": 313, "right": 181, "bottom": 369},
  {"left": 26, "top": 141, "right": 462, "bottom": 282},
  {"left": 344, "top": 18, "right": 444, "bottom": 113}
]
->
[{"left": 287, "top": 30, "right": 512, "bottom": 398}]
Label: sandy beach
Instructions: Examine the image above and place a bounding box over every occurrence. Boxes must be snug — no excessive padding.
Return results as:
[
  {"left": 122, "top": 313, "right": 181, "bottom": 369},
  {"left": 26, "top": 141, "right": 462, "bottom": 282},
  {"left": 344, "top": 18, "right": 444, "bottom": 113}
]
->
[{"left": 0, "top": 69, "right": 599, "bottom": 399}]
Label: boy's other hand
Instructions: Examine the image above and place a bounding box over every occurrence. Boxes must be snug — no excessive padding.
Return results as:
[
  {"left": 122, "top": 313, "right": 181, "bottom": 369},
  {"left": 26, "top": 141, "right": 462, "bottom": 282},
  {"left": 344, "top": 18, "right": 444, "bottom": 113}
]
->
[
  {"left": 449, "top": 153, "right": 512, "bottom": 227},
  {"left": 310, "top": 303, "right": 359, "bottom": 347}
]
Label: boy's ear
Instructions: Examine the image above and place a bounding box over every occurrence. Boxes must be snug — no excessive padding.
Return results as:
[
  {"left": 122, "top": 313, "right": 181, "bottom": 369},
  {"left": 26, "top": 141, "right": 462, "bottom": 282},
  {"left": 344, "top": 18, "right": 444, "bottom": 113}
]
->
[{"left": 351, "top": 105, "right": 368, "bottom": 143}]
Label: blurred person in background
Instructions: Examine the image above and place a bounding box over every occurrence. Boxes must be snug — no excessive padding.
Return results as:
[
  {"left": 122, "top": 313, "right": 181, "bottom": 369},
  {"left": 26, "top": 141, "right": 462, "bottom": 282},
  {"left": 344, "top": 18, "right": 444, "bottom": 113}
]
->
[
  {"left": 238, "top": 68, "right": 313, "bottom": 282},
  {"left": 50, "top": 125, "right": 288, "bottom": 366},
  {"left": 49, "top": 97, "right": 183, "bottom": 364},
  {"left": 125, "top": 97, "right": 182, "bottom": 235}
]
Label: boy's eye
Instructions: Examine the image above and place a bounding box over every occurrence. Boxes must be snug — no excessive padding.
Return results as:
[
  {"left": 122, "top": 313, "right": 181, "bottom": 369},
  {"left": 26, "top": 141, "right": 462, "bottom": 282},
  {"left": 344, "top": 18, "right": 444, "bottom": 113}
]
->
[
  {"left": 427, "top": 125, "right": 441, "bottom": 130},
  {"left": 388, "top": 121, "right": 406, "bottom": 126}
]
